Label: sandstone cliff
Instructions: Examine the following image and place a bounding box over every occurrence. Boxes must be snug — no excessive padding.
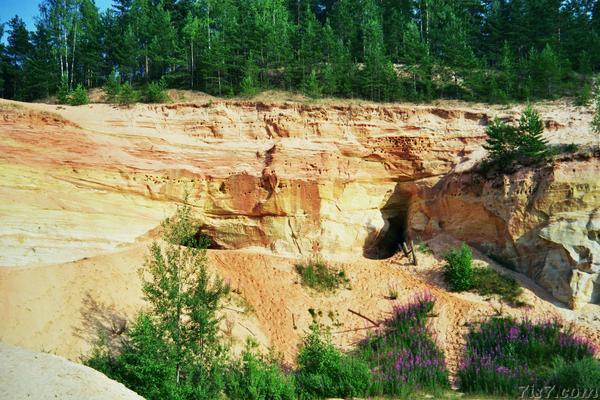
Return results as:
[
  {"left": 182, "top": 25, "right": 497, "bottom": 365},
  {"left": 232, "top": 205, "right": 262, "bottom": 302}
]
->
[
  {"left": 0, "top": 98, "right": 597, "bottom": 309},
  {"left": 411, "top": 150, "right": 600, "bottom": 308}
]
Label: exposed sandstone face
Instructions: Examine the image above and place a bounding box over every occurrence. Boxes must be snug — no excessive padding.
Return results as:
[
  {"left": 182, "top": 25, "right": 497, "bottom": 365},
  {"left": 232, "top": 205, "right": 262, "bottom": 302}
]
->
[
  {"left": 0, "top": 99, "right": 597, "bottom": 307},
  {"left": 0, "top": 100, "right": 488, "bottom": 266},
  {"left": 411, "top": 151, "right": 600, "bottom": 308}
]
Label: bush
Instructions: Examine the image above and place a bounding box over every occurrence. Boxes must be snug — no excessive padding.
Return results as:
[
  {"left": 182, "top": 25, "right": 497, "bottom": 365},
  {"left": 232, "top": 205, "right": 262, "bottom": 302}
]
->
[
  {"left": 104, "top": 70, "right": 121, "bottom": 103},
  {"left": 85, "top": 205, "right": 230, "bottom": 400},
  {"left": 483, "top": 105, "right": 549, "bottom": 170},
  {"left": 472, "top": 267, "right": 524, "bottom": 306},
  {"left": 443, "top": 243, "right": 474, "bottom": 292},
  {"left": 161, "top": 195, "right": 209, "bottom": 249},
  {"left": 56, "top": 77, "right": 69, "bottom": 105},
  {"left": 117, "top": 82, "right": 140, "bottom": 106},
  {"left": 296, "top": 324, "right": 371, "bottom": 399},
  {"left": 68, "top": 84, "right": 89, "bottom": 106},
  {"left": 357, "top": 291, "right": 449, "bottom": 398},
  {"left": 225, "top": 340, "right": 296, "bottom": 400},
  {"left": 303, "top": 69, "right": 322, "bottom": 99},
  {"left": 144, "top": 78, "right": 169, "bottom": 103},
  {"left": 458, "top": 317, "right": 598, "bottom": 397},
  {"left": 592, "top": 86, "right": 600, "bottom": 135},
  {"left": 548, "top": 356, "right": 600, "bottom": 395},
  {"left": 575, "top": 83, "right": 592, "bottom": 106},
  {"left": 294, "top": 258, "right": 349, "bottom": 292}
]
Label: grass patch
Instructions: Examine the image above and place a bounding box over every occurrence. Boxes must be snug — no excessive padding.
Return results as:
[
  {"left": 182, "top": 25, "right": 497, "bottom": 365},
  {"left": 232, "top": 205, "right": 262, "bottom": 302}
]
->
[
  {"left": 458, "top": 317, "right": 599, "bottom": 397},
  {"left": 295, "top": 257, "right": 349, "bottom": 292},
  {"left": 472, "top": 267, "right": 525, "bottom": 306},
  {"left": 443, "top": 244, "right": 525, "bottom": 306},
  {"left": 416, "top": 241, "right": 433, "bottom": 254}
]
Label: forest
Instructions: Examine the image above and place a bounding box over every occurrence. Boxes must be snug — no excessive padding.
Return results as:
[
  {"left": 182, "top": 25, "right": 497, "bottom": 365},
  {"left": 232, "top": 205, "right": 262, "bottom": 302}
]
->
[{"left": 1, "top": 0, "right": 599, "bottom": 103}]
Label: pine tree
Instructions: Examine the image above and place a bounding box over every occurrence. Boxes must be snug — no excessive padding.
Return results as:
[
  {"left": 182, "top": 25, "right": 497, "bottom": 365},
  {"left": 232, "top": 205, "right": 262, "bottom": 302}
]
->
[
  {"left": 0, "top": 25, "right": 5, "bottom": 98},
  {"left": 592, "top": 85, "right": 600, "bottom": 136},
  {"left": 21, "top": 23, "right": 58, "bottom": 100},
  {"left": 517, "top": 105, "right": 549, "bottom": 160},
  {"left": 57, "top": 76, "right": 70, "bottom": 104},
  {"left": 240, "top": 53, "right": 259, "bottom": 97},
  {"left": 5, "top": 16, "right": 32, "bottom": 99},
  {"left": 303, "top": 68, "right": 322, "bottom": 99},
  {"left": 484, "top": 105, "right": 549, "bottom": 168},
  {"left": 483, "top": 118, "right": 521, "bottom": 164},
  {"left": 103, "top": 68, "right": 121, "bottom": 102}
]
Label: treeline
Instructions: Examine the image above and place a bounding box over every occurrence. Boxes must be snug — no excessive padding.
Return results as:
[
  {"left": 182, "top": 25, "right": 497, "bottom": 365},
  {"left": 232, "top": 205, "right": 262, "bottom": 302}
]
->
[{"left": 1, "top": 0, "right": 600, "bottom": 103}]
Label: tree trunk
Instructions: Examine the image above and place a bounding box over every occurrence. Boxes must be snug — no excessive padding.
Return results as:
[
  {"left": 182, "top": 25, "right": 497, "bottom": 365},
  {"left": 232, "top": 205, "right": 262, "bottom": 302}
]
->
[
  {"left": 71, "top": 22, "right": 77, "bottom": 88},
  {"left": 190, "top": 38, "right": 194, "bottom": 89}
]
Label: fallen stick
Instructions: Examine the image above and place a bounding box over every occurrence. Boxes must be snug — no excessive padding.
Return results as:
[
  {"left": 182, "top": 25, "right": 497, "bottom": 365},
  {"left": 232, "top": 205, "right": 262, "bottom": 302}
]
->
[
  {"left": 332, "top": 326, "right": 380, "bottom": 335},
  {"left": 348, "top": 308, "right": 380, "bottom": 327}
]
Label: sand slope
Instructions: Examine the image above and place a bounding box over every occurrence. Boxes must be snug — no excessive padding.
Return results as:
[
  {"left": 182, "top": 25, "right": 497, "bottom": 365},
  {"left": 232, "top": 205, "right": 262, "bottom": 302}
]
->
[{"left": 0, "top": 343, "right": 143, "bottom": 400}]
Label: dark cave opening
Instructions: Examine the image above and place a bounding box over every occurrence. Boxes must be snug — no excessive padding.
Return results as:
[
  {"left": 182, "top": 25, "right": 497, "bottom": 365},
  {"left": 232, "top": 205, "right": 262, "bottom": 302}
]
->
[{"left": 364, "top": 188, "right": 411, "bottom": 260}]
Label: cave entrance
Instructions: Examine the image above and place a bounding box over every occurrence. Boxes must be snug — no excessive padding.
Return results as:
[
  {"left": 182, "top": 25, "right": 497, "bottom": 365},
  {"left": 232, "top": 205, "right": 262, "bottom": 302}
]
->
[{"left": 364, "top": 187, "right": 411, "bottom": 260}]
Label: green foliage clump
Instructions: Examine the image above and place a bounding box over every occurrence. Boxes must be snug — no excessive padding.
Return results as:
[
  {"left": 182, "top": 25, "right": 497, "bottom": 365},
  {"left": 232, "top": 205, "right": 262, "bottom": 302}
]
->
[
  {"left": 593, "top": 86, "right": 600, "bottom": 136},
  {"left": 459, "top": 317, "right": 598, "bottom": 397},
  {"left": 443, "top": 243, "right": 474, "bottom": 292},
  {"left": 472, "top": 267, "right": 524, "bottom": 306},
  {"left": 161, "top": 196, "right": 209, "bottom": 249},
  {"left": 225, "top": 340, "right": 296, "bottom": 400},
  {"left": 547, "top": 356, "right": 600, "bottom": 394},
  {"left": 56, "top": 77, "right": 70, "bottom": 105},
  {"left": 357, "top": 292, "right": 449, "bottom": 398},
  {"left": 103, "top": 70, "right": 121, "bottom": 103},
  {"left": 117, "top": 82, "right": 140, "bottom": 106},
  {"left": 68, "top": 84, "right": 89, "bottom": 105},
  {"left": 294, "top": 258, "right": 349, "bottom": 292},
  {"left": 303, "top": 69, "right": 322, "bottom": 99},
  {"left": 144, "top": 78, "right": 169, "bottom": 103},
  {"left": 295, "top": 323, "right": 371, "bottom": 399},
  {"left": 85, "top": 200, "right": 230, "bottom": 400},
  {"left": 240, "top": 55, "right": 260, "bottom": 98},
  {"left": 483, "top": 105, "right": 550, "bottom": 171},
  {"left": 575, "top": 83, "right": 592, "bottom": 106}
]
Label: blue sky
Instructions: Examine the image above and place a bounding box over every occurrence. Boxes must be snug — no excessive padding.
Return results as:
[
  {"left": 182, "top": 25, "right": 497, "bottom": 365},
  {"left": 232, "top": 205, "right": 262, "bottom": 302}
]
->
[{"left": 1, "top": 0, "right": 113, "bottom": 30}]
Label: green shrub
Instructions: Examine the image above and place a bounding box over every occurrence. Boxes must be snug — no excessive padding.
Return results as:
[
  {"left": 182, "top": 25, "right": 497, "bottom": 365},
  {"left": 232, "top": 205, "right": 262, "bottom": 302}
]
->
[
  {"left": 303, "top": 69, "right": 322, "bottom": 99},
  {"left": 358, "top": 292, "right": 449, "bottom": 398},
  {"left": 117, "top": 82, "right": 140, "bottom": 106},
  {"left": 472, "top": 267, "right": 524, "bottom": 306},
  {"left": 104, "top": 70, "right": 121, "bottom": 103},
  {"left": 144, "top": 78, "right": 169, "bottom": 103},
  {"left": 295, "top": 258, "right": 349, "bottom": 292},
  {"left": 592, "top": 85, "right": 600, "bottom": 135},
  {"left": 85, "top": 205, "right": 229, "bottom": 400},
  {"left": 296, "top": 324, "right": 371, "bottom": 399},
  {"left": 459, "top": 317, "right": 598, "bottom": 397},
  {"left": 548, "top": 356, "right": 600, "bottom": 395},
  {"left": 240, "top": 54, "right": 260, "bottom": 97},
  {"left": 575, "top": 83, "right": 592, "bottom": 106},
  {"left": 161, "top": 195, "right": 209, "bottom": 249},
  {"left": 443, "top": 243, "right": 474, "bottom": 292},
  {"left": 56, "top": 77, "right": 69, "bottom": 104},
  {"left": 68, "top": 84, "right": 89, "bottom": 106},
  {"left": 225, "top": 340, "right": 296, "bottom": 400},
  {"left": 483, "top": 105, "right": 549, "bottom": 170}
]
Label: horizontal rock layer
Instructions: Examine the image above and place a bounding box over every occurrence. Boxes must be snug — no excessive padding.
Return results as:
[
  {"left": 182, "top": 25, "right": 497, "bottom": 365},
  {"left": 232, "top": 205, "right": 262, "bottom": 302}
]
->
[{"left": 0, "top": 99, "right": 597, "bottom": 306}]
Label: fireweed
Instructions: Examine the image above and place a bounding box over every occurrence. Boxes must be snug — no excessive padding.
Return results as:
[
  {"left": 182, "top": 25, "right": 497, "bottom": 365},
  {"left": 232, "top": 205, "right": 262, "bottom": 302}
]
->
[
  {"left": 357, "top": 291, "right": 449, "bottom": 397},
  {"left": 458, "top": 317, "right": 598, "bottom": 396}
]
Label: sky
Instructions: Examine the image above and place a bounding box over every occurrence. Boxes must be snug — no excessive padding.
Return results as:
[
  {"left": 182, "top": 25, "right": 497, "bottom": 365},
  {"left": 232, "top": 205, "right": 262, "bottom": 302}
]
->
[{"left": 1, "top": 0, "right": 113, "bottom": 30}]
